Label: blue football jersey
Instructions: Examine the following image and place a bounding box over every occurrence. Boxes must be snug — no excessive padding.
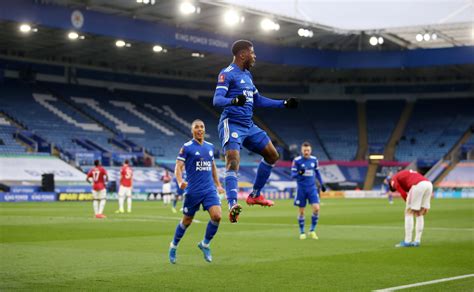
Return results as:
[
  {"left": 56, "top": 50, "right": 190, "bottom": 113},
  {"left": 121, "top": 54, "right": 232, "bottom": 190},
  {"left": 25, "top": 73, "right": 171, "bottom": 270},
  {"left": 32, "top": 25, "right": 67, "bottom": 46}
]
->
[
  {"left": 291, "top": 156, "right": 320, "bottom": 188},
  {"left": 215, "top": 63, "right": 259, "bottom": 127},
  {"left": 177, "top": 139, "right": 216, "bottom": 194}
]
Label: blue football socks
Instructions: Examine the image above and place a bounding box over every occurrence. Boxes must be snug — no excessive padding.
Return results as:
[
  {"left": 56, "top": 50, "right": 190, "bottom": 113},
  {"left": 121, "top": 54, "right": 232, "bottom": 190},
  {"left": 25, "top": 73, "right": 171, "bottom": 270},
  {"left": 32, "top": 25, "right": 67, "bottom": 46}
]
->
[
  {"left": 310, "top": 213, "right": 319, "bottom": 232},
  {"left": 172, "top": 222, "right": 188, "bottom": 246},
  {"left": 298, "top": 215, "right": 305, "bottom": 234},
  {"left": 252, "top": 159, "right": 274, "bottom": 197},
  {"left": 225, "top": 170, "right": 238, "bottom": 208},
  {"left": 203, "top": 220, "right": 220, "bottom": 245}
]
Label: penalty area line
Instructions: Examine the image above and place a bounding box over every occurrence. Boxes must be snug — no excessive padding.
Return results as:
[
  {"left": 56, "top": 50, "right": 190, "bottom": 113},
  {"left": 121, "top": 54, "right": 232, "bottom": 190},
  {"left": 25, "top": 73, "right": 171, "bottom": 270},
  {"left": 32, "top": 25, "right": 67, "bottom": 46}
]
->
[{"left": 373, "top": 274, "right": 474, "bottom": 291}]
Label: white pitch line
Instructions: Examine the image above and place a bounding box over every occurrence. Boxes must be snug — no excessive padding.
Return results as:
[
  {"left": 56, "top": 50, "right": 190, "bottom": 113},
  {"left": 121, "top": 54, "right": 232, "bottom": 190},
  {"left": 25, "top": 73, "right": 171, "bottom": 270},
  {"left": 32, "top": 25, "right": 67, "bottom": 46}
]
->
[
  {"left": 106, "top": 217, "right": 473, "bottom": 231},
  {"left": 373, "top": 274, "right": 474, "bottom": 291}
]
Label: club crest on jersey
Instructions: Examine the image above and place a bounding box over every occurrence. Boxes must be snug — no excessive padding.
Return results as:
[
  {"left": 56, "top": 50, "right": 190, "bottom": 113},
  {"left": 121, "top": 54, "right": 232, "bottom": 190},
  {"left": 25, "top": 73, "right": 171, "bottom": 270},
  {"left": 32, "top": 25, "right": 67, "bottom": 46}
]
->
[
  {"left": 195, "top": 151, "right": 200, "bottom": 156},
  {"left": 218, "top": 74, "right": 225, "bottom": 83},
  {"left": 209, "top": 150, "right": 213, "bottom": 157},
  {"left": 231, "top": 132, "right": 239, "bottom": 138},
  {"left": 311, "top": 163, "right": 315, "bottom": 167},
  {"left": 240, "top": 79, "right": 246, "bottom": 84}
]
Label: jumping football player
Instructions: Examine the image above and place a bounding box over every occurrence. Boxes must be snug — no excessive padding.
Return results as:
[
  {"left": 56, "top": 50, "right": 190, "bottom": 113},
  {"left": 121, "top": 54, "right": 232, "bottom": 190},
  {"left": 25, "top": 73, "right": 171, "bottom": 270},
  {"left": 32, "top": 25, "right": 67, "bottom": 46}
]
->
[
  {"left": 86, "top": 160, "right": 108, "bottom": 219},
  {"left": 169, "top": 119, "right": 225, "bottom": 264},
  {"left": 389, "top": 169, "right": 433, "bottom": 247},
  {"left": 213, "top": 39, "right": 298, "bottom": 223},
  {"left": 291, "top": 142, "right": 326, "bottom": 240},
  {"left": 116, "top": 159, "right": 133, "bottom": 214}
]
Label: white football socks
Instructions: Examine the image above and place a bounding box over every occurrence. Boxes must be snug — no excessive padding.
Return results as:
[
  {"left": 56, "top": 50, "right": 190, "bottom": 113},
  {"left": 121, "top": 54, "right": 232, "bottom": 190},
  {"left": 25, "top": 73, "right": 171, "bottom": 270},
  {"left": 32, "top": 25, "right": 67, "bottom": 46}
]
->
[
  {"left": 99, "top": 199, "right": 106, "bottom": 214},
  {"left": 93, "top": 200, "right": 99, "bottom": 215},
  {"left": 404, "top": 214, "right": 414, "bottom": 243},
  {"left": 415, "top": 216, "right": 424, "bottom": 243},
  {"left": 118, "top": 197, "right": 125, "bottom": 212},
  {"left": 127, "top": 197, "right": 132, "bottom": 212}
]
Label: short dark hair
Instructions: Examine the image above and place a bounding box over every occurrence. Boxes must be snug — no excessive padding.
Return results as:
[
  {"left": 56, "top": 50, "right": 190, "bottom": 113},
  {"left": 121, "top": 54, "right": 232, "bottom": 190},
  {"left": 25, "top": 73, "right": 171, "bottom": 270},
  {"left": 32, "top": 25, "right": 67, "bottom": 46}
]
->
[
  {"left": 232, "top": 40, "right": 253, "bottom": 56},
  {"left": 302, "top": 142, "right": 311, "bottom": 147},
  {"left": 124, "top": 159, "right": 129, "bottom": 165},
  {"left": 191, "top": 119, "right": 204, "bottom": 127},
  {"left": 94, "top": 159, "right": 100, "bottom": 166}
]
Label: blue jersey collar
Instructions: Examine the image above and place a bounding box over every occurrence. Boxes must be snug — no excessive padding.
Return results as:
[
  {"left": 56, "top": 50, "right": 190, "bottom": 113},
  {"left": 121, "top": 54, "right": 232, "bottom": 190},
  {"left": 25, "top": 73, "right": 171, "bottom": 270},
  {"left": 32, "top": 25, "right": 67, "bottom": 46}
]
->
[{"left": 230, "top": 63, "right": 248, "bottom": 73}]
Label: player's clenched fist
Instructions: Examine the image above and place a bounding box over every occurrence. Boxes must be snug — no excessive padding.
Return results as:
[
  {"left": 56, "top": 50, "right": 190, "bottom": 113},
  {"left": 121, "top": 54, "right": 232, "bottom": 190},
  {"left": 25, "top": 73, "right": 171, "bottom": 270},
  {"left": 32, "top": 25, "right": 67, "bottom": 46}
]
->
[
  {"left": 217, "top": 186, "right": 225, "bottom": 194},
  {"left": 179, "top": 181, "right": 188, "bottom": 190},
  {"left": 284, "top": 97, "right": 298, "bottom": 109},
  {"left": 231, "top": 94, "right": 246, "bottom": 106}
]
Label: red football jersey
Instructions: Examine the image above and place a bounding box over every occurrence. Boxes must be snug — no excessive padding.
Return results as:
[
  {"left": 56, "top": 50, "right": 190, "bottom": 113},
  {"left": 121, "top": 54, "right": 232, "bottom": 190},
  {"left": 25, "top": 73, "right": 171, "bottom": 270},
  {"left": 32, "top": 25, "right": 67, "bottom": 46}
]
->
[
  {"left": 120, "top": 165, "right": 133, "bottom": 187},
  {"left": 391, "top": 170, "right": 429, "bottom": 201},
  {"left": 87, "top": 166, "right": 108, "bottom": 191},
  {"left": 161, "top": 173, "right": 171, "bottom": 183}
]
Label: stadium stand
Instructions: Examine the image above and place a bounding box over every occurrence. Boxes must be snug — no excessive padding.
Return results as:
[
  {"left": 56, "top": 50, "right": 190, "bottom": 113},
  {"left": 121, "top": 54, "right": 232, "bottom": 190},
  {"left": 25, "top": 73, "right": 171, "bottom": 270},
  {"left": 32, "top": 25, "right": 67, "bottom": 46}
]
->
[
  {"left": 0, "top": 118, "right": 27, "bottom": 154},
  {"left": 46, "top": 82, "right": 227, "bottom": 160},
  {"left": 255, "top": 106, "right": 329, "bottom": 161},
  {"left": 395, "top": 98, "right": 474, "bottom": 162},
  {"left": 366, "top": 100, "right": 405, "bottom": 154},
  {"left": 300, "top": 100, "right": 359, "bottom": 161},
  {"left": 438, "top": 160, "right": 474, "bottom": 187},
  {"left": 0, "top": 80, "right": 114, "bottom": 158}
]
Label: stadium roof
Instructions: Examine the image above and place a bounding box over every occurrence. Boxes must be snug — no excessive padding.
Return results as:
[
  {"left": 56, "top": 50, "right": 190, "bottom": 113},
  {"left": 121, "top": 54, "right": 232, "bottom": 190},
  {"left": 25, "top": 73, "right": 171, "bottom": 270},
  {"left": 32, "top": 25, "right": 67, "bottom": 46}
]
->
[
  {"left": 40, "top": 0, "right": 474, "bottom": 50},
  {"left": 221, "top": 0, "right": 473, "bottom": 30},
  {"left": 0, "top": 0, "right": 472, "bottom": 83}
]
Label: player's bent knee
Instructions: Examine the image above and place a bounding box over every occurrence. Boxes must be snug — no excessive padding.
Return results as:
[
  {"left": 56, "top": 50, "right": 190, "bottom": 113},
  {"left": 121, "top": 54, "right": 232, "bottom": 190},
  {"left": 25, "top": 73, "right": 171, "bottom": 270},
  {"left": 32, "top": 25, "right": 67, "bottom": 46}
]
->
[
  {"left": 227, "top": 158, "right": 240, "bottom": 171},
  {"left": 182, "top": 216, "right": 193, "bottom": 226},
  {"left": 265, "top": 151, "right": 279, "bottom": 165},
  {"left": 211, "top": 213, "right": 222, "bottom": 222}
]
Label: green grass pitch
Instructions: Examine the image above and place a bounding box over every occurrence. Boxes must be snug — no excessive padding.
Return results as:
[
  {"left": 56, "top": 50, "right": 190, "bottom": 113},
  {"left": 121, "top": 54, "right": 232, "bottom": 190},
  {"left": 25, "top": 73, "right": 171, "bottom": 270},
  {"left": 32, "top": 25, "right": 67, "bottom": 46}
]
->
[{"left": 1, "top": 199, "right": 473, "bottom": 291}]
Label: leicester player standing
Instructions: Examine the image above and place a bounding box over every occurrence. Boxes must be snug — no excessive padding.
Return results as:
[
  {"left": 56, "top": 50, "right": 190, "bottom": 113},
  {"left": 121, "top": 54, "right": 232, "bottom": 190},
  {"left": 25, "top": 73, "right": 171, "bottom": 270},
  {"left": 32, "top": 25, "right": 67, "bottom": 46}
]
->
[
  {"left": 86, "top": 160, "right": 108, "bottom": 219},
  {"left": 169, "top": 119, "right": 225, "bottom": 264},
  {"left": 213, "top": 39, "right": 298, "bottom": 223},
  {"left": 291, "top": 142, "right": 326, "bottom": 239}
]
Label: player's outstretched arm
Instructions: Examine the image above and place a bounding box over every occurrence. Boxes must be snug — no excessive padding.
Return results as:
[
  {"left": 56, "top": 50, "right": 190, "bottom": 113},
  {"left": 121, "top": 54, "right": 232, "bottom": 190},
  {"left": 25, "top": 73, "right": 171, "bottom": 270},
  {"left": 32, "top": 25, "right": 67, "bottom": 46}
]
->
[{"left": 254, "top": 91, "right": 298, "bottom": 109}]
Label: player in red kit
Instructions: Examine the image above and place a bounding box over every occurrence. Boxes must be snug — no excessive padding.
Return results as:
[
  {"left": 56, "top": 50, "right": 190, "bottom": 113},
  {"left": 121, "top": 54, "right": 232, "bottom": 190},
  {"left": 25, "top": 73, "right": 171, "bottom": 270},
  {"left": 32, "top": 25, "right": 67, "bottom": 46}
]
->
[
  {"left": 116, "top": 159, "right": 133, "bottom": 214},
  {"left": 389, "top": 169, "right": 433, "bottom": 247},
  {"left": 87, "top": 160, "right": 109, "bottom": 219}
]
